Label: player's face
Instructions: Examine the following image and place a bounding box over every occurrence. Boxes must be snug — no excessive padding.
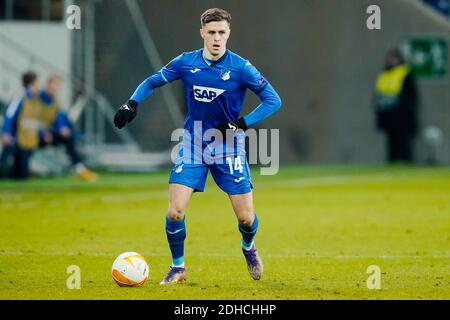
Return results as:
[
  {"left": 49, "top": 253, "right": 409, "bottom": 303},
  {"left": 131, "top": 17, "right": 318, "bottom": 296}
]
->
[
  {"left": 200, "top": 20, "right": 230, "bottom": 59},
  {"left": 46, "top": 79, "right": 62, "bottom": 97},
  {"left": 27, "top": 81, "right": 39, "bottom": 95}
]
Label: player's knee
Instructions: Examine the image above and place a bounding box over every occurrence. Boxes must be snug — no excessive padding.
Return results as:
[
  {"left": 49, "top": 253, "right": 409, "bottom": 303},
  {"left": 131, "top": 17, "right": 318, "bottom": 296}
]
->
[
  {"left": 238, "top": 212, "right": 254, "bottom": 227},
  {"left": 167, "top": 206, "right": 185, "bottom": 221}
]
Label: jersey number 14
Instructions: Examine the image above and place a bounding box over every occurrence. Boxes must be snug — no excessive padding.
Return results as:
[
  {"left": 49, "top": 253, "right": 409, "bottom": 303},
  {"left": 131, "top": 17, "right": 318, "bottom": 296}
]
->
[{"left": 226, "top": 156, "right": 243, "bottom": 174}]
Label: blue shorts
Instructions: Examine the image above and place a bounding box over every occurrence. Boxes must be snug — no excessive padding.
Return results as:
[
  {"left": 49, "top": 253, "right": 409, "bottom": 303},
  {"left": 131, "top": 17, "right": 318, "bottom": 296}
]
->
[{"left": 169, "top": 154, "right": 253, "bottom": 195}]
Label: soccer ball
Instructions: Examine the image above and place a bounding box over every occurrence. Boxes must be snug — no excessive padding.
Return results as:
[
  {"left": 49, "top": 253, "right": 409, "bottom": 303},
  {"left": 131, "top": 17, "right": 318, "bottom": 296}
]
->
[{"left": 111, "top": 252, "right": 149, "bottom": 287}]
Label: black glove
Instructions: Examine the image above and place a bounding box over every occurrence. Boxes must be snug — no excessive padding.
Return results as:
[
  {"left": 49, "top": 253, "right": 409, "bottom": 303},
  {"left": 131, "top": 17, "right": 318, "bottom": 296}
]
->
[
  {"left": 113, "top": 100, "right": 138, "bottom": 129},
  {"left": 217, "top": 117, "right": 248, "bottom": 135}
]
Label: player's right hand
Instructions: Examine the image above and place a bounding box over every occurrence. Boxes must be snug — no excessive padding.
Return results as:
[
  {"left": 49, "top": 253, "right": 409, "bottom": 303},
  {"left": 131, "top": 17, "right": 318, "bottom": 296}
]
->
[
  {"left": 1, "top": 133, "right": 13, "bottom": 146},
  {"left": 42, "top": 132, "right": 53, "bottom": 145},
  {"left": 114, "top": 100, "right": 137, "bottom": 129}
]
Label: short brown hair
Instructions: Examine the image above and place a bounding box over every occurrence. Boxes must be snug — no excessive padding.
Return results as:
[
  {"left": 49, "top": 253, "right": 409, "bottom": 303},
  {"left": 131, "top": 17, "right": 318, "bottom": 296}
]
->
[
  {"left": 201, "top": 8, "right": 231, "bottom": 26},
  {"left": 47, "top": 74, "right": 63, "bottom": 85}
]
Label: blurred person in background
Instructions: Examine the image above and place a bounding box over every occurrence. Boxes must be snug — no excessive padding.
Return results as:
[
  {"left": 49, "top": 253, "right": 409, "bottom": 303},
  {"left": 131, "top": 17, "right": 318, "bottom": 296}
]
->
[
  {"left": 1, "top": 73, "right": 97, "bottom": 181},
  {"left": 374, "top": 48, "right": 419, "bottom": 163},
  {"left": 0, "top": 71, "right": 39, "bottom": 178}
]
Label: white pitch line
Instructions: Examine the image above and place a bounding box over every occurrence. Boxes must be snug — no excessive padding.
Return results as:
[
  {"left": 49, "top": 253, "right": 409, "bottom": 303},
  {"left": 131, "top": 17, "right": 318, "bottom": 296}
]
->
[
  {"left": 0, "top": 250, "right": 449, "bottom": 259},
  {"left": 0, "top": 191, "right": 167, "bottom": 209},
  {"left": 266, "top": 173, "right": 447, "bottom": 188}
]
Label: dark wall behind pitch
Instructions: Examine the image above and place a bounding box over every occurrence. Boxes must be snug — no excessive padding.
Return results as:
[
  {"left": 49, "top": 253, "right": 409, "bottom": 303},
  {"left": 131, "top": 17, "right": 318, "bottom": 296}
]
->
[{"left": 95, "top": 0, "right": 450, "bottom": 164}]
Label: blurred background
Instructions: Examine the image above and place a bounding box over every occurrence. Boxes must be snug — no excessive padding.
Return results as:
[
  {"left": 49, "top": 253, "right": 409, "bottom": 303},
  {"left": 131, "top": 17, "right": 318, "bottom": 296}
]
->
[{"left": 0, "top": 0, "right": 449, "bottom": 176}]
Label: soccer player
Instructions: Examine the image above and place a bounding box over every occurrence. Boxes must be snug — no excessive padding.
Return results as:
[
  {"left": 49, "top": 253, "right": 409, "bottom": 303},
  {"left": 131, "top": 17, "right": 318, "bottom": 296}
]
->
[{"left": 114, "top": 8, "right": 282, "bottom": 284}]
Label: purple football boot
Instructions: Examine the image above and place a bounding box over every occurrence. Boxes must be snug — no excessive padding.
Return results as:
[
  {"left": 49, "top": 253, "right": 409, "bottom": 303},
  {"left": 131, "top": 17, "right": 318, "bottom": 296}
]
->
[
  {"left": 242, "top": 245, "right": 264, "bottom": 280},
  {"left": 160, "top": 266, "right": 187, "bottom": 285}
]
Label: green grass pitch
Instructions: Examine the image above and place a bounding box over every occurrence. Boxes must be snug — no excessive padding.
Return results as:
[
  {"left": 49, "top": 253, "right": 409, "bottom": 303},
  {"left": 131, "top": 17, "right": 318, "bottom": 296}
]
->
[{"left": 0, "top": 165, "right": 449, "bottom": 300}]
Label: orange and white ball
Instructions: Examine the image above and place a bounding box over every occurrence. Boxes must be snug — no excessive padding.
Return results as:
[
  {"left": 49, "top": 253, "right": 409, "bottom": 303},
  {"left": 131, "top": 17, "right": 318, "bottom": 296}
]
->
[{"left": 112, "top": 252, "right": 149, "bottom": 287}]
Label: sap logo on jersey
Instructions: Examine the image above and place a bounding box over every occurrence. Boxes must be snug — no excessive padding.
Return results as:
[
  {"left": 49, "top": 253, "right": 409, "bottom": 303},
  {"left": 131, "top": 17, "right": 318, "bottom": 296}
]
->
[{"left": 193, "top": 85, "right": 225, "bottom": 103}]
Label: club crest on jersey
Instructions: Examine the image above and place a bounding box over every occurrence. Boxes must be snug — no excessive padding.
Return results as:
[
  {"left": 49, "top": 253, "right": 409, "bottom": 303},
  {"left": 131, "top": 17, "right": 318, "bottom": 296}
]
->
[
  {"left": 193, "top": 85, "right": 225, "bottom": 103},
  {"left": 221, "top": 70, "right": 231, "bottom": 81}
]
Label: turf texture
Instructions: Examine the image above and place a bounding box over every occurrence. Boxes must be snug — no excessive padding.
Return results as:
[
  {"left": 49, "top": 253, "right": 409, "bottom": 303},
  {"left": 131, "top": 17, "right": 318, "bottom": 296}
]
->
[{"left": 0, "top": 165, "right": 449, "bottom": 299}]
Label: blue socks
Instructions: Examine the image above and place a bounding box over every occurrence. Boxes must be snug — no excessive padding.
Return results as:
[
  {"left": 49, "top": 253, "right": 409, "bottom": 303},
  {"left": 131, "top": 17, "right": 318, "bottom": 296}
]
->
[
  {"left": 238, "top": 214, "right": 259, "bottom": 251},
  {"left": 165, "top": 215, "right": 186, "bottom": 268},
  {"left": 166, "top": 213, "right": 258, "bottom": 266}
]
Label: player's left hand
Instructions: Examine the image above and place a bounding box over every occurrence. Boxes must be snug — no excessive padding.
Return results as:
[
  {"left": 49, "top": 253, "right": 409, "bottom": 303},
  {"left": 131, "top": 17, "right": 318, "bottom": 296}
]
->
[
  {"left": 217, "top": 117, "right": 248, "bottom": 136},
  {"left": 59, "top": 127, "right": 71, "bottom": 139},
  {"left": 114, "top": 100, "right": 137, "bottom": 129}
]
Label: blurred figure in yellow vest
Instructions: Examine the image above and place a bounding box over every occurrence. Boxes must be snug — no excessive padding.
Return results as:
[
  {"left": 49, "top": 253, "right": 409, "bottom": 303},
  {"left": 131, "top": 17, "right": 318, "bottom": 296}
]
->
[
  {"left": 375, "top": 49, "right": 419, "bottom": 163},
  {"left": 2, "top": 74, "right": 97, "bottom": 181},
  {"left": 1, "top": 71, "right": 39, "bottom": 178}
]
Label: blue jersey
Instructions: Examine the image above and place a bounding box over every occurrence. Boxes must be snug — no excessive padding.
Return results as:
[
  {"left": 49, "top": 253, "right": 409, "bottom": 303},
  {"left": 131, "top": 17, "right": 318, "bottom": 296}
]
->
[{"left": 130, "top": 48, "right": 281, "bottom": 163}]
